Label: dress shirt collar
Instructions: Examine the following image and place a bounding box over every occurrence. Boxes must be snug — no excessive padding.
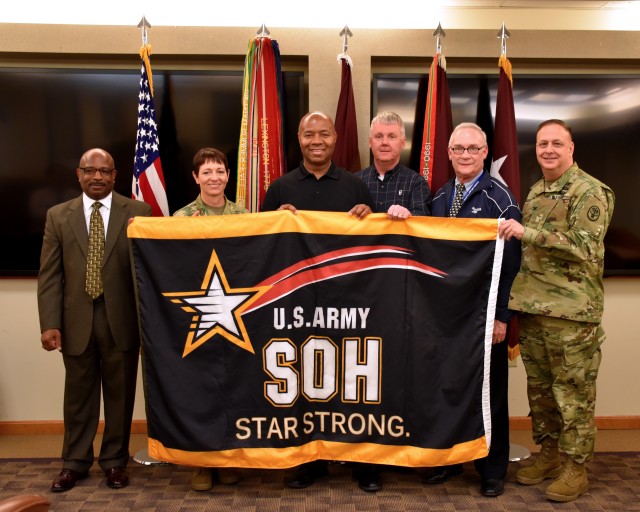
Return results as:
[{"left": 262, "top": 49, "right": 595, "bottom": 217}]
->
[
  {"left": 375, "top": 162, "right": 401, "bottom": 181},
  {"left": 82, "top": 192, "right": 113, "bottom": 213}
]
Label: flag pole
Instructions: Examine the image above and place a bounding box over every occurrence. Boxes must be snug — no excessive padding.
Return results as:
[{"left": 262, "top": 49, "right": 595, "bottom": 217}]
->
[
  {"left": 493, "top": 22, "right": 528, "bottom": 462},
  {"left": 132, "top": 14, "right": 170, "bottom": 466},
  {"left": 433, "top": 22, "right": 445, "bottom": 56},
  {"left": 497, "top": 22, "right": 510, "bottom": 57},
  {"left": 339, "top": 25, "right": 353, "bottom": 59},
  {"left": 257, "top": 24, "right": 271, "bottom": 38},
  {"left": 138, "top": 15, "right": 150, "bottom": 46}
]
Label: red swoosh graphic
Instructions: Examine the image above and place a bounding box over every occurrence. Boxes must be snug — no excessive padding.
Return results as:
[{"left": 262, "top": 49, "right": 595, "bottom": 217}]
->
[{"left": 245, "top": 256, "right": 446, "bottom": 313}]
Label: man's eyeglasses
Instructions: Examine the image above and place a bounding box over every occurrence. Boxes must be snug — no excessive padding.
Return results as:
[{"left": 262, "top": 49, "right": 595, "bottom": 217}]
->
[
  {"left": 450, "top": 145, "right": 486, "bottom": 155},
  {"left": 79, "top": 167, "right": 115, "bottom": 177}
]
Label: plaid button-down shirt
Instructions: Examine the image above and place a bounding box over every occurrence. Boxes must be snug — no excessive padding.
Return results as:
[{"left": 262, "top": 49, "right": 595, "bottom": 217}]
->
[{"left": 356, "top": 164, "right": 431, "bottom": 215}]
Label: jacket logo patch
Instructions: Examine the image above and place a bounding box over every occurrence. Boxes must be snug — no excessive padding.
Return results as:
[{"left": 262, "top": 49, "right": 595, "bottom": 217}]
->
[
  {"left": 588, "top": 205, "right": 600, "bottom": 221},
  {"left": 471, "top": 207, "right": 482, "bottom": 214}
]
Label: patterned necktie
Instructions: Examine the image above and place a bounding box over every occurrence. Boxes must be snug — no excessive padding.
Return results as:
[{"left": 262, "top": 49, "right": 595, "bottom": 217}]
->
[
  {"left": 86, "top": 202, "right": 105, "bottom": 299},
  {"left": 449, "top": 183, "right": 466, "bottom": 218}
]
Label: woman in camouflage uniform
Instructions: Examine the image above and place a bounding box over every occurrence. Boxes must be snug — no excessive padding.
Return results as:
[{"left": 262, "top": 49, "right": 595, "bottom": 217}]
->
[
  {"left": 173, "top": 147, "right": 247, "bottom": 217},
  {"left": 173, "top": 147, "right": 247, "bottom": 490}
]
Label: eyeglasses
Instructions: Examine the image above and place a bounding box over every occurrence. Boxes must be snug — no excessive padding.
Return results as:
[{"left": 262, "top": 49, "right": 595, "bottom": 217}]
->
[
  {"left": 79, "top": 167, "right": 115, "bottom": 177},
  {"left": 450, "top": 145, "right": 486, "bottom": 155}
]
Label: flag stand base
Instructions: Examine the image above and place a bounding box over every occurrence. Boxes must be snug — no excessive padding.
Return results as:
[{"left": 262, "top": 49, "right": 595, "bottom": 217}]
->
[
  {"left": 133, "top": 448, "right": 169, "bottom": 466},
  {"left": 509, "top": 443, "right": 531, "bottom": 462}
]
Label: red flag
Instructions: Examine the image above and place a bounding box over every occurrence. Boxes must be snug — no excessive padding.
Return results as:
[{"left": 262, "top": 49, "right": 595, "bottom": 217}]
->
[
  {"left": 237, "top": 37, "right": 285, "bottom": 212},
  {"left": 419, "top": 53, "right": 453, "bottom": 192},
  {"left": 132, "top": 44, "right": 169, "bottom": 217},
  {"left": 491, "top": 55, "right": 521, "bottom": 359},
  {"left": 333, "top": 56, "right": 361, "bottom": 172}
]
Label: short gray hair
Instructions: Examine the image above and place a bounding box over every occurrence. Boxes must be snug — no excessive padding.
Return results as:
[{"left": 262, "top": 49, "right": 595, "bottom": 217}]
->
[
  {"left": 449, "top": 122, "right": 487, "bottom": 146},
  {"left": 370, "top": 111, "right": 406, "bottom": 138}
]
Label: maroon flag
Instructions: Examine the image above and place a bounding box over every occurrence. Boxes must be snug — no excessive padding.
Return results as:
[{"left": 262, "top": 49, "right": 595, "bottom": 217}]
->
[
  {"left": 132, "top": 44, "right": 169, "bottom": 217},
  {"left": 490, "top": 55, "right": 521, "bottom": 359},
  {"left": 333, "top": 56, "right": 361, "bottom": 172},
  {"left": 418, "top": 54, "right": 453, "bottom": 192},
  {"left": 491, "top": 56, "right": 521, "bottom": 203}
]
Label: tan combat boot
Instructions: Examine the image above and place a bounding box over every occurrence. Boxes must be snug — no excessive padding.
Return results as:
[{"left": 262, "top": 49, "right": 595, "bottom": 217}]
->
[
  {"left": 545, "top": 458, "right": 589, "bottom": 502},
  {"left": 516, "top": 438, "right": 562, "bottom": 485},
  {"left": 191, "top": 468, "right": 213, "bottom": 491},
  {"left": 218, "top": 468, "right": 241, "bottom": 485}
]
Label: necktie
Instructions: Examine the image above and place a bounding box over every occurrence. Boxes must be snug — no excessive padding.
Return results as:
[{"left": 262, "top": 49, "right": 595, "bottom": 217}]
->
[
  {"left": 449, "top": 183, "right": 466, "bottom": 218},
  {"left": 86, "top": 202, "right": 105, "bottom": 299}
]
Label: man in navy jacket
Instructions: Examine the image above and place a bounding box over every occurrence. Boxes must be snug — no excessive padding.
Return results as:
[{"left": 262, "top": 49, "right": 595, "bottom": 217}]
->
[{"left": 428, "top": 122, "right": 522, "bottom": 497}]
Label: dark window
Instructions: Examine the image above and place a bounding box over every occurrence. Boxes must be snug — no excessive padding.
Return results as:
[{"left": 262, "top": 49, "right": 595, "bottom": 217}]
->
[
  {"left": 373, "top": 73, "right": 640, "bottom": 275},
  {"left": 0, "top": 67, "right": 307, "bottom": 275}
]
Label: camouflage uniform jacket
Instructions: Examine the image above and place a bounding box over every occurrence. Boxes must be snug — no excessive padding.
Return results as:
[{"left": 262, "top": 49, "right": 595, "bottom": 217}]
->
[
  {"left": 172, "top": 195, "right": 248, "bottom": 217},
  {"left": 509, "top": 163, "right": 614, "bottom": 323}
]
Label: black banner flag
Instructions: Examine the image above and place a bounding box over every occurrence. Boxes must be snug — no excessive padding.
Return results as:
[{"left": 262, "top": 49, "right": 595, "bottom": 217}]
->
[{"left": 129, "top": 212, "right": 504, "bottom": 469}]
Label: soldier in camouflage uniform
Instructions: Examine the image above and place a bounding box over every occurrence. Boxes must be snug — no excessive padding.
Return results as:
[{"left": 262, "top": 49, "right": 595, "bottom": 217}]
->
[
  {"left": 173, "top": 147, "right": 248, "bottom": 217},
  {"left": 173, "top": 147, "right": 246, "bottom": 490},
  {"left": 499, "top": 119, "right": 614, "bottom": 503}
]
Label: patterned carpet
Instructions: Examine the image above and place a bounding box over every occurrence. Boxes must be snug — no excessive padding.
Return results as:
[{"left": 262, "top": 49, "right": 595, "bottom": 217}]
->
[{"left": 1, "top": 455, "right": 639, "bottom": 511}]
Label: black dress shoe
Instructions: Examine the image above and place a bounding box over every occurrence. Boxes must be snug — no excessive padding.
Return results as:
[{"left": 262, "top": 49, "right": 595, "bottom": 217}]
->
[
  {"left": 422, "top": 464, "right": 463, "bottom": 485},
  {"left": 481, "top": 478, "right": 505, "bottom": 497},
  {"left": 284, "top": 461, "right": 328, "bottom": 489},
  {"left": 51, "top": 468, "right": 88, "bottom": 492},
  {"left": 105, "top": 466, "right": 129, "bottom": 489},
  {"left": 358, "top": 466, "right": 381, "bottom": 492}
]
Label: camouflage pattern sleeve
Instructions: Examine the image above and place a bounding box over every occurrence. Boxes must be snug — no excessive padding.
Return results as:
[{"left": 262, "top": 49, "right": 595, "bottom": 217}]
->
[
  {"left": 521, "top": 182, "right": 613, "bottom": 263},
  {"left": 510, "top": 166, "right": 614, "bottom": 322},
  {"left": 172, "top": 201, "right": 201, "bottom": 217}
]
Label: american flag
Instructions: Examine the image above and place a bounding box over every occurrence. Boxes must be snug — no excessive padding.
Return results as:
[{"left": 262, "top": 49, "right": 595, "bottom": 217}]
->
[{"left": 132, "top": 54, "right": 169, "bottom": 217}]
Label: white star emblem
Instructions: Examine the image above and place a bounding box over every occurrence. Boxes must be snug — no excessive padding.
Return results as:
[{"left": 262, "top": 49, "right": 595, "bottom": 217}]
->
[
  {"left": 163, "top": 250, "right": 268, "bottom": 357},
  {"left": 490, "top": 155, "right": 508, "bottom": 186}
]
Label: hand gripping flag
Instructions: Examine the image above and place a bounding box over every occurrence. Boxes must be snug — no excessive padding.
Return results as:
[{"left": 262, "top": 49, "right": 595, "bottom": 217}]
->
[
  {"left": 237, "top": 37, "right": 285, "bottom": 212},
  {"left": 418, "top": 53, "right": 453, "bottom": 193},
  {"left": 490, "top": 55, "right": 521, "bottom": 359},
  {"left": 132, "top": 44, "right": 169, "bottom": 217},
  {"left": 333, "top": 55, "right": 361, "bottom": 172}
]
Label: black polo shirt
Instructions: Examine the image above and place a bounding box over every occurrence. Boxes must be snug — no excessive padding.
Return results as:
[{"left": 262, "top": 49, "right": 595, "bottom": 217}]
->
[{"left": 261, "top": 163, "right": 374, "bottom": 212}]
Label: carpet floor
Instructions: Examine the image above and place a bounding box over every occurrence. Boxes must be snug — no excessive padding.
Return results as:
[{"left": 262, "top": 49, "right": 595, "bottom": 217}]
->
[{"left": 1, "top": 455, "right": 639, "bottom": 511}]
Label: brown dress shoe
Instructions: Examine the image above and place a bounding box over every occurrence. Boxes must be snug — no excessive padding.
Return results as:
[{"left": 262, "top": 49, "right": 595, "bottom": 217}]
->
[
  {"left": 51, "top": 468, "right": 88, "bottom": 492},
  {"left": 105, "top": 466, "right": 129, "bottom": 489}
]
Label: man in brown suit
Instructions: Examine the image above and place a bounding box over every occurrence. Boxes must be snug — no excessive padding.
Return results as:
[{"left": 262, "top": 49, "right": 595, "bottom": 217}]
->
[{"left": 38, "top": 148, "right": 152, "bottom": 492}]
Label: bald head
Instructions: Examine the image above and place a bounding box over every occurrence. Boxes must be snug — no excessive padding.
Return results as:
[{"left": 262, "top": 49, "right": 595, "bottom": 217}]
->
[
  {"left": 298, "top": 112, "right": 335, "bottom": 134},
  {"left": 297, "top": 111, "right": 337, "bottom": 175},
  {"left": 76, "top": 148, "right": 117, "bottom": 200},
  {"left": 79, "top": 148, "right": 114, "bottom": 170}
]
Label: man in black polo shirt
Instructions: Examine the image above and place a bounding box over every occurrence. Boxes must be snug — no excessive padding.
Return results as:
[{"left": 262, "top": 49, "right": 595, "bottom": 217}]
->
[
  {"left": 261, "top": 111, "right": 373, "bottom": 216},
  {"left": 357, "top": 111, "right": 431, "bottom": 218},
  {"left": 262, "top": 112, "right": 373, "bottom": 490}
]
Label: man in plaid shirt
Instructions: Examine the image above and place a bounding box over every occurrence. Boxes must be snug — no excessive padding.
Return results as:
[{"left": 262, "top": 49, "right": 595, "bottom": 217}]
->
[
  {"left": 353, "top": 112, "right": 431, "bottom": 494},
  {"left": 357, "top": 112, "right": 431, "bottom": 219}
]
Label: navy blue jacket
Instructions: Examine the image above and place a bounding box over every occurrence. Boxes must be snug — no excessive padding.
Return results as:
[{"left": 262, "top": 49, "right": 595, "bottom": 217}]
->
[{"left": 432, "top": 170, "right": 522, "bottom": 323}]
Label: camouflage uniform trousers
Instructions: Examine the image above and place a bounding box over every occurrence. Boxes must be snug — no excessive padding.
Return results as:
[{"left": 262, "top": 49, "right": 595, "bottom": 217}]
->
[{"left": 519, "top": 313, "right": 604, "bottom": 464}]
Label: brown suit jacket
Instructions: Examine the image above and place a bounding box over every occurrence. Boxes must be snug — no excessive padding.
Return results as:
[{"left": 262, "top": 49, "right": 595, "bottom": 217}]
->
[{"left": 38, "top": 192, "right": 152, "bottom": 355}]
